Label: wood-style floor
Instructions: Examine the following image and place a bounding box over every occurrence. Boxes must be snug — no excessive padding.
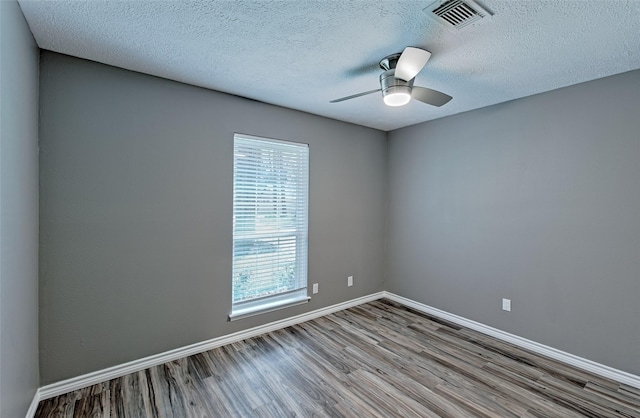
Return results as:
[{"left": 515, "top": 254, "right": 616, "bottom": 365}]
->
[{"left": 35, "top": 299, "right": 640, "bottom": 417}]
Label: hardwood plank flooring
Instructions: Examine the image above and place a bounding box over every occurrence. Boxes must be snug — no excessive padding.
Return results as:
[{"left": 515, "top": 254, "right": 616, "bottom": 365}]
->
[{"left": 35, "top": 299, "right": 640, "bottom": 417}]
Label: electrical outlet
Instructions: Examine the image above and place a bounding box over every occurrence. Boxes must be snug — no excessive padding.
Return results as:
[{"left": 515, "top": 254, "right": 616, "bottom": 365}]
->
[
  {"left": 502, "top": 298, "right": 511, "bottom": 312},
  {"left": 312, "top": 283, "right": 318, "bottom": 294},
  {"left": 348, "top": 276, "right": 353, "bottom": 287}
]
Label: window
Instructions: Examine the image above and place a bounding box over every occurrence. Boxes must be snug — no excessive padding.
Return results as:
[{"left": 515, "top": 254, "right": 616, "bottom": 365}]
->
[{"left": 230, "top": 134, "right": 309, "bottom": 320}]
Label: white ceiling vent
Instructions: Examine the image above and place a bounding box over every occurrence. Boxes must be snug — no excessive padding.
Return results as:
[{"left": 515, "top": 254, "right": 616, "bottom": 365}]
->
[{"left": 424, "top": 0, "right": 493, "bottom": 30}]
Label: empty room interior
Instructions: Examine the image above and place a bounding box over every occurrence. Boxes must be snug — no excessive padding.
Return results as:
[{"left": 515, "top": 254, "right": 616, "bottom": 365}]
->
[{"left": 2, "top": 0, "right": 640, "bottom": 417}]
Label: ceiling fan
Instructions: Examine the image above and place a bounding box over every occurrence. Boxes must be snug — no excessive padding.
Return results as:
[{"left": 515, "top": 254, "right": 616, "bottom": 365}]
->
[{"left": 330, "top": 47, "right": 452, "bottom": 108}]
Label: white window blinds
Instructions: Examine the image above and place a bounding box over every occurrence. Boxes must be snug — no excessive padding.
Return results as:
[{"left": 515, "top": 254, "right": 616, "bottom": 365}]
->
[{"left": 230, "top": 134, "right": 309, "bottom": 320}]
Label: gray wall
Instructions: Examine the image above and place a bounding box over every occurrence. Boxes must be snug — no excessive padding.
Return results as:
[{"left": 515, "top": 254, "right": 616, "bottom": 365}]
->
[
  {"left": 39, "top": 51, "right": 386, "bottom": 384},
  {"left": 37, "top": 47, "right": 640, "bottom": 386},
  {"left": 387, "top": 70, "right": 640, "bottom": 375},
  {"left": 0, "top": 1, "right": 40, "bottom": 416}
]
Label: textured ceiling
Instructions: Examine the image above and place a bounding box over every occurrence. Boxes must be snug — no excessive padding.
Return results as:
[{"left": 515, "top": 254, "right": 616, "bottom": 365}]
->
[{"left": 18, "top": 0, "right": 640, "bottom": 131}]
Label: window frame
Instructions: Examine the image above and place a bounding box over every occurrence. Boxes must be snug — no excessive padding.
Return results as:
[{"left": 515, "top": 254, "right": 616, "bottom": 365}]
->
[{"left": 229, "top": 133, "right": 310, "bottom": 321}]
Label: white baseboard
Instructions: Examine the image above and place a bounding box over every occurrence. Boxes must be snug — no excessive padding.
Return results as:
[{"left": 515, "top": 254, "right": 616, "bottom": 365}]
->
[
  {"left": 25, "top": 389, "right": 40, "bottom": 418},
  {"left": 37, "top": 292, "right": 386, "bottom": 402},
  {"left": 383, "top": 291, "right": 640, "bottom": 390}
]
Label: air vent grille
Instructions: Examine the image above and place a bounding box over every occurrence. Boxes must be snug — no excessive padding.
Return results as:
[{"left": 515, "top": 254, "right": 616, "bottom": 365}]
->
[{"left": 425, "top": 0, "right": 492, "bottom": 30}]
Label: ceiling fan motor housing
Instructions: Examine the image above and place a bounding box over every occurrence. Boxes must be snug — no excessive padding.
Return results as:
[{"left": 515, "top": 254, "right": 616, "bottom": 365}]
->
[{"left": 380, "top": 69, "right": 414, "bottom": 105}]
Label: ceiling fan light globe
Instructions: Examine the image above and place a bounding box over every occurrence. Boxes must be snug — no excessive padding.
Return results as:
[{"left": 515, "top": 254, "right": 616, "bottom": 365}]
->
[
  {"left": 383, "top": 86, "right": 412, "bottom": 107},
  {"left": 384, "top": 92, "right": 411, "bottom": 106}
]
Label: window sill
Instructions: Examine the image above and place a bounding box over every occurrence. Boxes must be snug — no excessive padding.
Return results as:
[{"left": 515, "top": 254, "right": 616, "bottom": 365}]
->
[{"left": 229, "top": 294, "right": 310, "bottom": 321}]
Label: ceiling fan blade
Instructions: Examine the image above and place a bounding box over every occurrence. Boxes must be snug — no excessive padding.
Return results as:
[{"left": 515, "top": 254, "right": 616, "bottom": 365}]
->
[
  {"left": 412, "top": 86, "right": 452, "bottom": 107},
  {"left": 395, "top": 47, "right": 432, "bottom": 82},
  {"left": 330, "top": 89, "right": 381, "bottom": 103}
]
